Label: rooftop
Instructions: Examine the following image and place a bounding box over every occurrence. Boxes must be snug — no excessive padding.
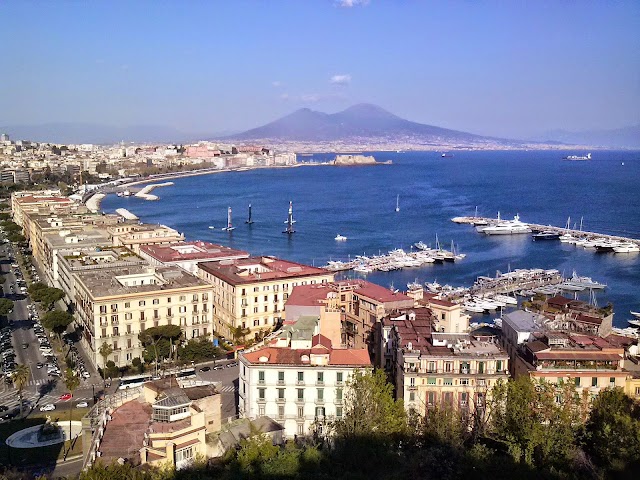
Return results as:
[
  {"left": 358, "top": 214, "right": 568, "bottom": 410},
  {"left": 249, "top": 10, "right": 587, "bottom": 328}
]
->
[
  {"left": 75, "top": 265, "right": 209, "bottom": 298},
  {"left": 198, "top": 256, "right": 330, "bottom": 286},
  {"left": 502, "top": 310, "right": 547, "bottom": 333},
  {"left": 286, "top": 279, "right": 413, "bottom": 307},
  {"left": 140, "top": 241, "right": 249, "bottom": 263}
]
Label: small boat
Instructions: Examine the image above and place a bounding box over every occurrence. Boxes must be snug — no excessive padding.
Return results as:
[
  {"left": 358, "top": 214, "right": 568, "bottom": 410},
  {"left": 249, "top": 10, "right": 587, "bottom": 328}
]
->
[
  {"left": 613, "top": 242, "right": 640, "bottom": 253},
  {"left": 628, "top": 320, "right": 640, "bottom": 328},
  {"left": 395, "top": 195, "right": 400, "bottom": 213},
  {"left": 221, "top": 207, "right": 235, "bottom": 231},
  {"left": 563, "top": 153, "right": 592, "bottom": 161},
  {"left": 208, "top": 226, "right": 215, "bottom": 230},
  {"left": 441, "top": 153, "right": 454, "bottom": 158},
  {"left": 463, "top": 302, "right": 485, "bottom": 313},
  {"left": 631, "top": 311, "right": 640, "bottom": 319},
  {"left": 335, "top": 234, "right": 347, "bottom": 242},
  {"left": 532, "top": 230, "right": 560, "bottom": 241}
]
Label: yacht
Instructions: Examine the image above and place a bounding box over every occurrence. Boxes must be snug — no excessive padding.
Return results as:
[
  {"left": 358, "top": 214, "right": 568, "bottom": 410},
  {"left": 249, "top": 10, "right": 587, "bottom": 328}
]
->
[
  {"left": 566, "top": 272, "right": 607, "bottom": 289},
  {"left": 334, "top": 234, "right": 347, "bottom": 242},
  {"left": 532, "top": 230, "right": 560, "bottom": 241},
  {"left": 631, "top": 311, "right": 640, "bottom": 319},
  {"left": 482, "top": 214, "right": 532, "bottom": 235},
  {"left": 613, "top": 242, "right": 640, "bottom": 253}
]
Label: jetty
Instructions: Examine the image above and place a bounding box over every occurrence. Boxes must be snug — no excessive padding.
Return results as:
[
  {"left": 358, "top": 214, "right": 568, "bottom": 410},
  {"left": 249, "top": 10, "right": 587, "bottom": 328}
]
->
[
  {"left": 115, "top": 208, "right": 138, "bottom": 221},
  {"left": 451, "top": 215, "right": 640, "bottom": 248},
  {"left": 134, "top": 182, "right": 174, "bottom": 201}
]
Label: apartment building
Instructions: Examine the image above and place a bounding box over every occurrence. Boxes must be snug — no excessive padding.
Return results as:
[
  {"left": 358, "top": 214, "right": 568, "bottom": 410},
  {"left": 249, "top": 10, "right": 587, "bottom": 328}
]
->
[
  {"left": 197, "top": 257, "right": 334, "bottom": 339},
  {"left": 503, "top": 310, "right": 627, "bottom": 400},
  {"left": 139, "top": 241, "right": 249, "bottom": 274},
  {"left": 108, "top": 223, "right": 185, "bottom": 253},
  {"left": 238, "top": 333, "right": 371, "bottom": 438},
  {"left": 383, "top": 309, "right": 509, "bottom": 417},
  {"left": 285, "top": 280, "right": 414, "bottom": 349},
  {"left": 73, "top": 265, "right": 213, "bottom": 367},
  {"left": 11, "top": 193, "right": 82, "bottom": 234}
]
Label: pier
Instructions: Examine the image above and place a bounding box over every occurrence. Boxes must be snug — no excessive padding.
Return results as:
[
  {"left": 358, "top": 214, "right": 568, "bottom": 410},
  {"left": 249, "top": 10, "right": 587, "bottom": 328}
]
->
[
  {"left": 451, "top": 215, "right": 640, "bottom": 247},
  {"left": 134, "top": 182, "right": 174, "bottom": 200}
]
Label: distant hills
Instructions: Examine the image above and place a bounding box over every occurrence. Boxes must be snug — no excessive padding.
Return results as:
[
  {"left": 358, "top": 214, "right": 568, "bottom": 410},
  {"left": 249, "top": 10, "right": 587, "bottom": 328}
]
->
[
  {"left": 537, "top": 125, "right": 640, "bottom": 149},
  {"left": 226, "top": 103, "right": 505, "bottom": 145}
]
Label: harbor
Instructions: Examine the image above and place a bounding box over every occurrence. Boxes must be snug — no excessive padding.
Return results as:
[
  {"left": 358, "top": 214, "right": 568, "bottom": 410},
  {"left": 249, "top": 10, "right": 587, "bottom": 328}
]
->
[{"left": 452, "top": 213, "right": 640, "bottom": 253}]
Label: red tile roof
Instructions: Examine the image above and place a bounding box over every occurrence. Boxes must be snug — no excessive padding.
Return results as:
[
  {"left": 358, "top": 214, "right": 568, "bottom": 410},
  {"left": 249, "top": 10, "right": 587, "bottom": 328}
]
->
[{"left": 242, "top": 346, "right": 371, "bottom": 367}]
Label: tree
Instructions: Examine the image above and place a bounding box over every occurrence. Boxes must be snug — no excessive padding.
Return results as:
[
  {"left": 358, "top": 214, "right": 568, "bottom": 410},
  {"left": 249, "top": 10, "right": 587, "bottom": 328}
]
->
[
  {"left": 63, "top": 368, "right": 80, "bottom": 457},
  {"left": 12, "top": 364, "right": 30, "bottom": 418},
  {"left": 98, "top": 342, "right": 113, "bottom": 371},
  {"left": 0, "top": 298, "right": 14, "bottom": 316},
  {"left": 41, "top": 310, "right": 74, "bottom": 339},
  {"left": 177, "top": 338, "right": 220, "bottom": 363},
  {"left": 583, "top": 387, "right": 640, "bottom": 472},
  {"left": 232, "top": 325, "right": 250, "bottom": 343},
  {"left": 139, "top": 325, "right": 182, "bottom": 371}
]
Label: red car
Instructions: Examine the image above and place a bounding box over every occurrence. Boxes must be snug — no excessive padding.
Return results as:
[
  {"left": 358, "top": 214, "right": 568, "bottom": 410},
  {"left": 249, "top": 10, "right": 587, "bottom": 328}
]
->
[{"left": 59, "top": 393, "right": 72, "bottom": 401}]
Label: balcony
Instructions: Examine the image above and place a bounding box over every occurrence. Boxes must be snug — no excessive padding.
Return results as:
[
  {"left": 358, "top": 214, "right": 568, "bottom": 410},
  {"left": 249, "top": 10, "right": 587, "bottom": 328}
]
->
[
  {"left": 295, "top": 397, "right": 305, "bottom": 404},
  {"left": 296, "top": 380, "right": 305, "bottom": 386},
  {"left": 277, "top": 380, "right": 285, "bottom": 386},
  {"left": 276, "top": 397, "right": 286, "bottom": 404},
  {"left": 258, "top": 379, "right": 265, "bottom": 385},
  {"left": 315, "top": 398, "right": 325, "bottom": 405},
  {"left": 334, "top": 398, "right": 343, "bottom": 405},
  {"left": 257, "top": 397, "right": 266, "bottom": 403},
  {"left": 407, "top": 385, "right": 418, "bottom": 391}
]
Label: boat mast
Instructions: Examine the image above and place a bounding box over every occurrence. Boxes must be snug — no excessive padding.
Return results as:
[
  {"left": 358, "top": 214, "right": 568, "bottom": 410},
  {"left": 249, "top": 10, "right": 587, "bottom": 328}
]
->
[
  {"left": 395, "top": 195, "right": 400, "bottom": 213},
  {"left": 283, "top": 201, "right": 295, "bottom": 234},
  {"left": 225, "top": 207, "right": 235, "bottom": 231},
  {"left": 245, "top": 203, "right": 253, "bottom": 224}
]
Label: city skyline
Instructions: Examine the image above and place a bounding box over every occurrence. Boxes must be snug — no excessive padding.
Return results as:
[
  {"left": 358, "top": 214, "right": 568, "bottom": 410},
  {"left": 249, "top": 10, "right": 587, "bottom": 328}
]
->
[{"left": 1, "top": 1, "right": 639, "bottom": 139}]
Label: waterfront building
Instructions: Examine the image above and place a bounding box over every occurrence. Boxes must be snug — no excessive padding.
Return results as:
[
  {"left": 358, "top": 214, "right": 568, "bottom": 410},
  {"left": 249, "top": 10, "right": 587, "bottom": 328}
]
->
[
  {"left": 139, "top": 241, "right": 249, "bottom": 275},
  {"left": 10, "top": 193, "right": 80, "bottom": 234},
  {"left": 503, "top": 310, "right": 627, "bottom": 400},
  {"left": 73, "top": 265, "right": 212, "bottom": 368},
  {"left": 108, "top": 223, "right": 185, "bottom": 253},
  {"left": 238, "top": 333, "right": 371, "bottom": 438},
  {"left": 421, "top": 295, "right": 470, "bottom": 334},
  {"left": 382, "top": 308, "right": 509, "bottom": 417},
  {"left": 197, "top": 257, "right": 334, "bottom": 339},
  {"left": 285, "top": 279, "right": 414, "bottom": 349}
]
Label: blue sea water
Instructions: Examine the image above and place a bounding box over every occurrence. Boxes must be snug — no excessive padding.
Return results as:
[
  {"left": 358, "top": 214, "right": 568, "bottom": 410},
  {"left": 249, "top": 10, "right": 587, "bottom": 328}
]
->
[{"left": 101, "top": 150, "right": 640, "bottom": 327}]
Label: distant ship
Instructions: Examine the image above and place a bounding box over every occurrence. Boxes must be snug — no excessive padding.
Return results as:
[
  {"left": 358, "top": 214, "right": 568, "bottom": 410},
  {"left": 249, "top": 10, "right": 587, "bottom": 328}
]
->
[
  {"left": 441, "top": 153, "right": 454, "bottom": 158},
  {"left": 563, "top": 153, "right": 591, "bottom": 161}
]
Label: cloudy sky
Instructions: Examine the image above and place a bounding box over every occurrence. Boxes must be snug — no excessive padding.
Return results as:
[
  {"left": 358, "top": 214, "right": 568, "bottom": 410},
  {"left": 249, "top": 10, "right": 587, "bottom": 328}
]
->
[{"left": 1, "top": 0, "right": 638, "bottom": 138}]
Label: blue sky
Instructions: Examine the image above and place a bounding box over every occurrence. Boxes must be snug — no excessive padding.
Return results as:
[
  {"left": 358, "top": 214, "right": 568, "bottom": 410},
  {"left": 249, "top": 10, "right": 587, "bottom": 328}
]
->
[{"left": 1, "top": 0, "right": 638, "bottom": 138}]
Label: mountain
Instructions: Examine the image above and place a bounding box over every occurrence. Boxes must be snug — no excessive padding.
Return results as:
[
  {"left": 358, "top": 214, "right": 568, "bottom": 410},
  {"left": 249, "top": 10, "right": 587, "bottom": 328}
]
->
[
  {"left": 227, "top": 103, "right": 506, "bottom": 145},
  {"left": 537, "top": 125, "right": 640, "bottom": 149},
  {"left": 0, "top": 123, "right": 206, "bottom": 145}
]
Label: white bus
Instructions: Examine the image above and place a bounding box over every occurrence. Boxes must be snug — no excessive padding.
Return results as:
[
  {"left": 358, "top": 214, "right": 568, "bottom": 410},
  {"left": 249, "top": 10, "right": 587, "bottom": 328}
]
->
[
  {"left": 175, "top": 368, "right": 196, "bottom": 380},
  {"left": 118, "top": 374, "right": 152, "bottom": 390}
]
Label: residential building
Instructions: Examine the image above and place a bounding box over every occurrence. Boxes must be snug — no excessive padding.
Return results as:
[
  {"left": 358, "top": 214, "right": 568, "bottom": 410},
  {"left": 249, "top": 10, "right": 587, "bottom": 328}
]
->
[
  {"left": 197, "top": 257, "right": 334, "bottom": 339},
  {"left": 139, "top": 241, "right": 249, "bottom": 274},
  {"left": 383, "top": 309, "right": 509, "bottom": 418},
  {"left": 73, "top": 265, "right": 213, "bottom": 368},
  {"left": 238, "top": 333, "right": 371, "bottom": 438},
  {"left": 108, "top": 223, "right": 185, "bottom": 253}
]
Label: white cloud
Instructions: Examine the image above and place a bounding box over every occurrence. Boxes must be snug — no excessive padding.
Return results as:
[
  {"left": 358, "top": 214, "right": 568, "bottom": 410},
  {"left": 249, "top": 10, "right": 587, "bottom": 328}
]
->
[
  {"left": 280, "top": 93, "right": 290, "bottom": 100},
  {"left": 272, "top": 81, "right": 283, "bottom": 88},
  {"left": 336, "top": 0, "right": 370, "bottom": 7},
  {"left": 329, "top": 74, "right": 351, "bottom": 85}
]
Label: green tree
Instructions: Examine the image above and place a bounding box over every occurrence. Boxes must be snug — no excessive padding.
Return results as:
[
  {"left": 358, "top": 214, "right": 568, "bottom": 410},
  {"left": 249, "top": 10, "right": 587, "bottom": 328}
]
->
[
  {"left": 232, "top": 325, "right": 250, "bottom": 343},
  {"left": 63, "top": 368, "right": 80, "bottom": 457},
  {"left": 139, "top": 325, "right": 182, "bottom": 370},
  {"left": 98, "top": 342, "right": 113, "bottom": 371},
  {"left": 583, "top": 387, "right": 640, "bottom": 472},
  {"left": 0, "top": 297, "right": 14, "bottom": 316},
  {"left": 41, "top": 310, "right": 74, "bottom": 339},
  {"left": 177, "top": 338, "right": 220, "bottom": 363},
  {"left": 12, "top": 364, "right": 30, "bottom": 418}
]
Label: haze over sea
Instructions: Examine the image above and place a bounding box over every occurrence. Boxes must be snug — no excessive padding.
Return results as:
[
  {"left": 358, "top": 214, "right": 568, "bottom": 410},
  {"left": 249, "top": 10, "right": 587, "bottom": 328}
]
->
[{"left": 102, "top": 150, "right": 640, "bottom": 327}]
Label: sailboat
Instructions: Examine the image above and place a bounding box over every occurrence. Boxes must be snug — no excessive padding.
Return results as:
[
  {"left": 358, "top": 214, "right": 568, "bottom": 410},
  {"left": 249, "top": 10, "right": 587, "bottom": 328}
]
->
[
  {"left": 283, "top": 201, "right": 296, "bottom": 234},
  {"left": 221, "top": 207, "right": 235, "bottom": 231},
  {"left": 245, "top": 203, "right": 254, "bottom": 224},
  {"left": 395, "top": 195, "right": 400, "bottom": 213}
]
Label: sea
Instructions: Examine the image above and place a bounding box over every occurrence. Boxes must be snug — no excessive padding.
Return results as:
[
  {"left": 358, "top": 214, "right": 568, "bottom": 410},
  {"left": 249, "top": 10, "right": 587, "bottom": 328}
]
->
[{"left": 101, "top": 150, "right": 640, "bottom": 328}]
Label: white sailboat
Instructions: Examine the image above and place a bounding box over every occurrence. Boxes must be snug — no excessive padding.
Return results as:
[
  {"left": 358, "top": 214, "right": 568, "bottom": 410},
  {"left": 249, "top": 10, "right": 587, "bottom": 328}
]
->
[
  {"left": 283, "top": 201, "right": 296, "bottom": 234},
  {"left": 221, "top": 207, "right": 235, "bottom": 231},
  {"left": 335, "top": 234, "right": 347, "bottom": 241},
  {"left": 395, "top": 195, "right": 400, "bottom": 213}
]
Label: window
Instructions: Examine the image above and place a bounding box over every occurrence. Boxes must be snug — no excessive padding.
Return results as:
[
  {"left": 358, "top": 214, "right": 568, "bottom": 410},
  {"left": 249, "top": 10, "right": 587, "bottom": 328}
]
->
[
  {"left": 253, "top": 319, "right": 259, "bottom": 327},
  {"left": 496, "top": 360, "right": 503, "bottom": 372},
  {"left": 575, "top": 377, "right": 581, "bottom": 387},
  {"left": 193, "top": 294, "right": 198, "bottom": 301},
  {"left": 125, "top": 313, "right": 132, "bottom": 320},
  {"left": 478, "top": 362, "right": 485, "bottom": 374},
  {"left": 409, "top": 392, "right": 415, "bottom": 401},
  {"left": 124, "top": 302, "right": 130, "bottom": 308},
  {"left": 297, "top": 388, "right": 304, "bottom": 400},
  {"left": 278, "top": 371, "right": 285, "bottom": 383},
  {"left": 427, "top": 377, "right": 436, "bottom": 385},
  {"left": 443, "top": 378, "right": 453, "bottom": 386},
  {"left": 297, "top": 406, "right": 304, "bottom": 418},
  {"left": 410, "top": 377, "right": 415, "bottom": 386},
  {"left": 152, "top": 299, "right": 159, "bottom": 305},
  {"left": 175, "top": 446, "right": 194, "bottom": 464},
  {"left": 179, "top": 295, "right": 186, "bottom": 301},
  {"left": 609, "top": 377, "right": 615, "bottom": 387},
  {"left": 138, "top": 300, "right": 145, "bottom": 307},
  {"left": 315, "top": 406, "right": 325, "bottom": 418},
  {"left": 99, "top": 305, "right": 107, "bottom": 314},
  {"left": 258, "top": 388, "right": 265, "bottom": 400},
  {"left": 113, "top": 327, "right": 119, "bottom": 336},
  {"left": 258, "top": 371, "right": 265, "bottom": 384},
  {"left": 317, "top": 372, "right": 324, "bottom": 384},
  {"left": 317, "top": 388, "right": 324, "bottom": 401},
  {"left": 336, "top": 407, "right": 343, "bottom": 418},
  {"left": 460, "top": 378, "right": 470, "bottom": 386},
  {"left": 445, "top": 361, "right": 453, "bottom": 373},
  {"left": 427, "top": 391, "right": 435, "bottom": 406},
  {"left": 460, "top": 392, "right": 468, "bottom": 406},
  {"left": 298, "top": 423, "right": 304, "bottom": 434},
  {"left": 427, "top": 361, "right": 436, "bottom": 372},
  {"left": 127, "top": 324, "right": 131, "bottom": 334},
  {"left": 259, "top": 405, "right": 265, "bottom": 416},
  {"left": 298, "top": 371, "right": 304, "bottom": 384},
  {"left": 592, "top": 377, "right": 598, "bottom": 387},
  {"left": 336, "top": 388, "right": 343, "bottom": 401},
  {"left": 460, "top": 362, "right": 470, "bottom": 374},
  {"left": 278, "top": 405, "right": 284, "bottom": 418},
  {"left": 111, "top": 304, "right": 118, "bottom": 312},
  {"left": 336, "top": 372, "right": 343, "bottom": 384},
  {"left": 278, "top": 388, "right": 285, "bottom": 399}
]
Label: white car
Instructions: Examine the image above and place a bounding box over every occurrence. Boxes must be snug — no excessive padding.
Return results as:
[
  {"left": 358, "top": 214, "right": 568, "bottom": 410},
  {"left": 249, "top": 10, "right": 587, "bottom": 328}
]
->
[
  {"left": 39, "top": 404, "right": 56, "bottom": 412},
  {"left": 76, "top": 401, "right": 89, "bottom": 408}
]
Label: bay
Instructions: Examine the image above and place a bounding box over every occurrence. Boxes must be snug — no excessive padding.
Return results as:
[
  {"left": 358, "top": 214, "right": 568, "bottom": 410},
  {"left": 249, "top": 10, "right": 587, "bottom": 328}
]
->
[{"left": 101, "top": 150, "right": 640, "bottom": 327}]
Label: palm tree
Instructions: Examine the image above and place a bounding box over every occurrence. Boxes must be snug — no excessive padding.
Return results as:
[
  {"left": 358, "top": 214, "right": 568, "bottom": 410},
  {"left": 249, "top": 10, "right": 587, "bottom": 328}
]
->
[
  {"left": 63, "top": 368, "right": 80, "bottom": 456},
  {"left": 98, "top": 342, "right": 113, "bottom": 387},
  {"left": 13, "top": 364, "right": 30, "bottom": 418}
]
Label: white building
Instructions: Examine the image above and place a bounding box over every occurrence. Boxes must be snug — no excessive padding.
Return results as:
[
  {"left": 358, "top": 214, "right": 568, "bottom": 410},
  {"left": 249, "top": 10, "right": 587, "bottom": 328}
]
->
[{"left": 238, "top": 334, "right": 371, "bottom": 438}]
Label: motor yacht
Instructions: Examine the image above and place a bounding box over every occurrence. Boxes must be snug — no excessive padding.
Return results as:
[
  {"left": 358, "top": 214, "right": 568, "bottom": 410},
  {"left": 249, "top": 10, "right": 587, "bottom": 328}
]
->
[{"left": 482, "top": 214, "right": 532, "bottom": 235}]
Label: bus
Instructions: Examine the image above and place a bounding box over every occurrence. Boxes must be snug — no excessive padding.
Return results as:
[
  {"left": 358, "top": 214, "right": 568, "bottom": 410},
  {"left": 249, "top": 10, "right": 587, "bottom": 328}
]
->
[
  {"left": 118, "top": 374, "right": 152, "bottom": 390},
  {"left": 175, "top": 368, "right": 196, "bottom": 380}
]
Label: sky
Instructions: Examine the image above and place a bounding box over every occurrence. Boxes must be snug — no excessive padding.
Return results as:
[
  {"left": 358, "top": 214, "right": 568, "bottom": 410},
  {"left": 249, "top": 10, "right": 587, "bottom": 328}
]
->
[{"left": 1, "top": 0, "right": 639, "bottom": 139}]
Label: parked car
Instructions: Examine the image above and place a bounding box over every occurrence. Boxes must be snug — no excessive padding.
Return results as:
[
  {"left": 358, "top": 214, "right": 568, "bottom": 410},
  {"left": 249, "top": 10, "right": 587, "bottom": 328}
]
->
[
  {"left": 39, "top": 404, "right": 56, "bottom": 412},
  {"left": 76, "top": 401, "right": 88, "bottom": 408},
  {"left": 59, "top": 393, "right": 72, "bottom": 401},
  {"left": 199, "top": 366, "right": 211, "bottom": 372}
]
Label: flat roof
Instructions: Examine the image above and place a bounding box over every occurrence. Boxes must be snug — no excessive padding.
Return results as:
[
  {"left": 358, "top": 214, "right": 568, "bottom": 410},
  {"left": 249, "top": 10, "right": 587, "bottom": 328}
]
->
[
  {"left": 140, "top": 241, "right": 249, "bottom": 263},
  {"left": 242, "top": 346, "right": 371, "bottom": 367},
  {"left": 198, "top": 256, "right": 330, "bottom": 286},
  {"left": 502, "top": 310, "right": 545, "bottom": 333}
]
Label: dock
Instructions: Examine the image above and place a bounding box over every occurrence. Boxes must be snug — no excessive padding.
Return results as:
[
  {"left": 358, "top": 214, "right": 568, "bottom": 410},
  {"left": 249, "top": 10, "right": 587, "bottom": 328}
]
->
[
  {"left": 451, "top": 215, "right": 640, "bottom": 247},
  {"left": 115, "top": 208, "right": 138, "bottom": 221},
  {"left": 134, "top": 182, "right": 174, "bottom": 201}
]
